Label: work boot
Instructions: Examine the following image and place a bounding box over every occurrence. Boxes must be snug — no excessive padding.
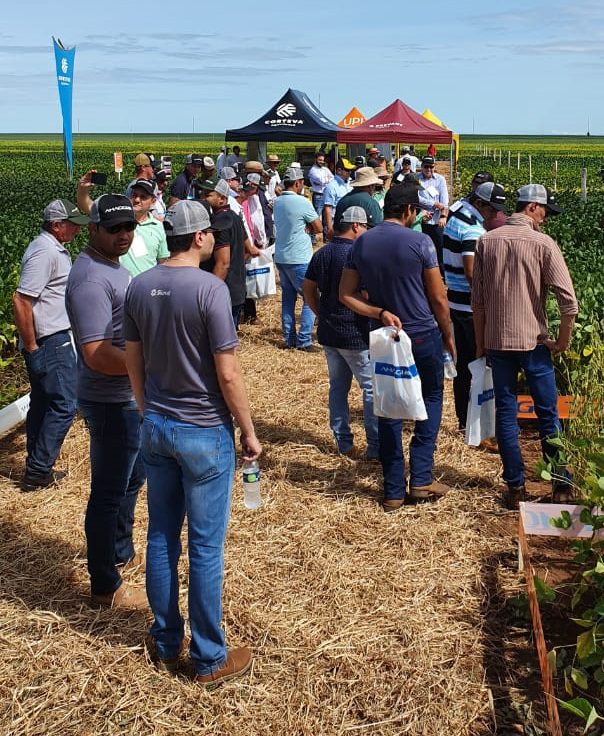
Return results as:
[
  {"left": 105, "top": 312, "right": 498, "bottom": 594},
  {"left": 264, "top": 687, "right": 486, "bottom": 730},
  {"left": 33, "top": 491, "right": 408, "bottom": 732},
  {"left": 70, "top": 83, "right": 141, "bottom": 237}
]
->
[
  {"left": 194, "top": 647, "right": 252, "bottom": 689},
  {"left": 381, "top": 498, "right": 406, "bottom": 513},
  {"left": 504, "top": 484, "right": 526, "bottom": 510},
  {"left": 116, "top": 551, "right": 145, "bottom": 574},
  {"left": 90, "top": 582, "right": 148, "bottom": 611},
  {"left": 409, "top": 480, "right": 450, "bottom": 501}
]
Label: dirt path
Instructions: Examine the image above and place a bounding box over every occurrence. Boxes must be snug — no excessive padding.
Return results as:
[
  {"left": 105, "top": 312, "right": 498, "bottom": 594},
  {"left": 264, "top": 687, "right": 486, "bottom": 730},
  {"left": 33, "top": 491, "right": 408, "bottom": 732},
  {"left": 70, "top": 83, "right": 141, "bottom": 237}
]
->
[{"left": 0, "top": 295, "right": 548, "bottom": 735}]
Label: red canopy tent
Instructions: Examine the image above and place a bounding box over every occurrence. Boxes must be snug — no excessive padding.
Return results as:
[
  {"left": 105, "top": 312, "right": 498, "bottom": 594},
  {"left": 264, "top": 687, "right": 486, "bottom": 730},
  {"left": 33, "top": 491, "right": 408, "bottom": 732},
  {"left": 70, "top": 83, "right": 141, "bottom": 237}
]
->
[{"left": 336, "top": 99, "right": 453, "bottom": 144}]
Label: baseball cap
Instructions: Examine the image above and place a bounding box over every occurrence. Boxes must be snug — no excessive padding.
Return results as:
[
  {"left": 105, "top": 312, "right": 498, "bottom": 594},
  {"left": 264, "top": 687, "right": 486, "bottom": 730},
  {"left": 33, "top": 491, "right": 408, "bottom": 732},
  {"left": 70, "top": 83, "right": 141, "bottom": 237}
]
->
[
  {"left": 472, "top": 171, "right": 494, "bottom": 185},
  {"left": 474, "top": 182, "right": 506, "bottom": 211},
  {"left": 185, "top": 154, "right": 203, "bottom": 165},
  {"left": 154, "top": 169, "right": 170, "bottom": 182},
  {"left": 89, "top": 194, "right": 135, "bottom": 228},
  {"left": 43, "top": 198, "right": 89, "bottom": 225},
  {"left": 130, "top": 179, "right": 155, "bottom": 198},
  {"left": 164, "top": 200, "right": 224, "bottom": 236},
  {"left": 354, "top": 155, "right": 366, "bottom": 167},
  {"left": 385, "top": 183, "right": 425, "bottom": 210},
  {"left": 220, "top": 166, "right": 238, "bottom": 181},
  {"left": 283, "top": 166, "right": 304, "bottom": 182},
  {"left": 421, "top": 156, "right": 436, "bottom": 167},
  {"left": 245, "top": 173, "right": 265, "bottom": 189},
  {"left": 203, "top": 156, "right": 215, "bottom": 169},
  {"left": 340, "top": 206, "right": 368, "bottom": 225},
  {"left": 134, "top": 153, "right": 154, "bottom": 167},
  {"left": 337, "top": 158, "right": 356, "bottom": 171},
  {"left": 516, "top": 183, "right": 562, "bottom": 215},
  {"left": 401, "top": 157, "right": 412, "bottom": 165},
  {"left": 402, "top": 146, "right": 410, "bottom": 153},
  {"left": 197, "top": 177, "right": 231, "bottom": 198}
]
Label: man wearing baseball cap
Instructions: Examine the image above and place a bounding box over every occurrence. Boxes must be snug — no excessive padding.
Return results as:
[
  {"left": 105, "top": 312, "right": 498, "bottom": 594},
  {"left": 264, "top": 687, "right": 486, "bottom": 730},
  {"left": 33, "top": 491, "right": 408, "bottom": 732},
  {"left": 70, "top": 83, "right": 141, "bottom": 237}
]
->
[
  {"left": 473, "top": 183, "right": 578, "bottom": 509},
  {"left": 443, "top": 181, "right": 507, "bottom": 434},
  {"left": 333, "top": 167, "right": 383, "bottom": 232},
  {"left": 77, "top": 174, "right": 169, "bottom": 277},
  {"left": 323, "top": 158, "right": 355, "bottom": 239},
  {"left": 273, "top": 167, "right": 322, "bottom": 350},
  {"left": 418, "top": 156, "right": 449, "bottom": 270},
  {"left": 340, "top": 183, "right": 455, "bottom": 511},
  {"left": 169, "top": 154, "right": 204, "bottom": 205},
  {"left": 13, "top": 199, "right": 88, "bottom": 491},
  {"left": 66, "top": 194, "right": 147, "bottom": 611},
  {"left": 123, "top": 200, "right": 261, "bottom": 686},
  {"left": 302, "top": 206, "right": 378, "bottom": 459}
]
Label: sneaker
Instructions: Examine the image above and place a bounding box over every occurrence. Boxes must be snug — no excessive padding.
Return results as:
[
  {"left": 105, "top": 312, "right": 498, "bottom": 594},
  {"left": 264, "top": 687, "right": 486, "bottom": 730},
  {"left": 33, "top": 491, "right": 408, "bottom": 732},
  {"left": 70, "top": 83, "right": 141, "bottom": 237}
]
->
[
  {"left": 505, "top": 484, "right": 526, "bottom": 510},
  {"left": 194, "top": 647, "right": 252, "bottom": 689},
  {"left": 21, "top": 470, "right": 66, "bottom": 492},
  {"left": 382, "top": 498, "right": 406, "bottom": 513},
  {"left": 116, "top": 552, "right": 145, "bottom": 574},
  {"left": 409, "top": 480, "right": 450, "bottom": 500},
  {"left": 90, "top": 582, "right": 148, "bottom": 611}
]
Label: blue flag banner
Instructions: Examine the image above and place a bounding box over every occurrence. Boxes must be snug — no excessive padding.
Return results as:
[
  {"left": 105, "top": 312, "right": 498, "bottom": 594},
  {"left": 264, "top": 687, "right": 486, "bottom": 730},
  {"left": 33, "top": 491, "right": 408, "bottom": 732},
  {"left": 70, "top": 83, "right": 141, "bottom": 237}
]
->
[{"left": 52, "top": 37, "right": 75, "bottom": 176}]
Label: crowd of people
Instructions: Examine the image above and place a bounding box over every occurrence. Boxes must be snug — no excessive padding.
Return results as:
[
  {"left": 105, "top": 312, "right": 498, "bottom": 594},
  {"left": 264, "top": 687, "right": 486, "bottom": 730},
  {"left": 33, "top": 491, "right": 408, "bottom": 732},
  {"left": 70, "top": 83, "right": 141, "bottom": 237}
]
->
[{"left": 11, "top": 143, "right": 578, "bottom": 687}]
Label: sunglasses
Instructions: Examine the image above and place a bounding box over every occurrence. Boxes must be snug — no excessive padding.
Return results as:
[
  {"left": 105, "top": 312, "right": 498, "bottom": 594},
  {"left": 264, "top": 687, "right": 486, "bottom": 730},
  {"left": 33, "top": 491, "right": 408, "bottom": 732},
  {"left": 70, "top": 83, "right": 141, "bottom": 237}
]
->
[{"left": 102, "top": 222, "right": 137, "bottom": 234}]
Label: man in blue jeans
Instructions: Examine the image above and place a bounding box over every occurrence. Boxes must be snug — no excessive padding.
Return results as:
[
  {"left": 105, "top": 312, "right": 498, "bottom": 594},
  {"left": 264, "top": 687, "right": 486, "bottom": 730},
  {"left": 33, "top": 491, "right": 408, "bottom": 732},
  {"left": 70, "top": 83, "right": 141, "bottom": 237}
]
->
[
  {"left": 66, "top": 194, "right": 147, "bottom": 610},
  {"left": 273, "top": 167, "right": 322, "bottom": 350},
  {"left": 473, "top": 184, "right": 578, "bottom": 509},
  {"left": 124, "top": 200, "right": 262, "bottom": 687},
  {"left": 13, "top": 199, "right": 88, "bottom": 490},
  {"left": 340, "top": 184, "right": 455, "bottom": 511},
  {"left": 302, "top": 206, "right": 378, "bottom": 459}
]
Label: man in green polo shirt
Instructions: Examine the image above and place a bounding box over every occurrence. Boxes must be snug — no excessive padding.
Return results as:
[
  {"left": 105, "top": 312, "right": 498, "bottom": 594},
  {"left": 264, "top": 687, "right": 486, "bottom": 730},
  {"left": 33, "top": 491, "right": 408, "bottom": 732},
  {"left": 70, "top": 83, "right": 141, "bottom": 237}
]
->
[{"left": 333, "top": 167, "right": 383, "bottom": 232}]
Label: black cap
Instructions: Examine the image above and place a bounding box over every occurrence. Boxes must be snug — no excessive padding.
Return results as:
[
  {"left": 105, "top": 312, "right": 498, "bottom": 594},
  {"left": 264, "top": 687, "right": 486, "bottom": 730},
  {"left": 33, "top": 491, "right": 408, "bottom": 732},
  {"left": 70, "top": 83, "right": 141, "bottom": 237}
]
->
[
  {"left": 421, "top": 156, "right": 436, "bottom": 167},
  {"left": 385, "top": 183, "right": 428, "bottom": 210},
  {"left": 130, "top": 178, "right": 155, "bottom": 197},
  {"left": 472, "top": 171, "right": 494, "bottom": 185},
  {"left": 89, "top": 194, "right": 136, "bottom": 228}
]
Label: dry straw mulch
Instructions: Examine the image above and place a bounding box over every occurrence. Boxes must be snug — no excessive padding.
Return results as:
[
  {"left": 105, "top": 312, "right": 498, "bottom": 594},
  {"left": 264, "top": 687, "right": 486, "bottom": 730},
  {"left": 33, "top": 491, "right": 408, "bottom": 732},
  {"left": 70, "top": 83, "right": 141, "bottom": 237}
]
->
[{"left": 0, "top": 294, "right": 541, "bottom": 735}]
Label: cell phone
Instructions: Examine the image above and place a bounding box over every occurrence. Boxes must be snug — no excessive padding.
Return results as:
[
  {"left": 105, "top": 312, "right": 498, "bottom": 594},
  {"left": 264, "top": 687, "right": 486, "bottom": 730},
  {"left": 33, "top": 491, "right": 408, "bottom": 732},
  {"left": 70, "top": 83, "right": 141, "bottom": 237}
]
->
[{"left": 90, "top": 172, "right": 108, "bottom": 185}]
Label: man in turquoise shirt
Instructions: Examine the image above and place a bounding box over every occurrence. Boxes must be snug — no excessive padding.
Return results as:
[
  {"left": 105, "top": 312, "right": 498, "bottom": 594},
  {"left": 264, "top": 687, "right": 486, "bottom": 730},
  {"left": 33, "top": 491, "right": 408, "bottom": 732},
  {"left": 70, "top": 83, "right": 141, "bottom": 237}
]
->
[{"left": 273, "top": 167, "right": 321, "bottom": 350}]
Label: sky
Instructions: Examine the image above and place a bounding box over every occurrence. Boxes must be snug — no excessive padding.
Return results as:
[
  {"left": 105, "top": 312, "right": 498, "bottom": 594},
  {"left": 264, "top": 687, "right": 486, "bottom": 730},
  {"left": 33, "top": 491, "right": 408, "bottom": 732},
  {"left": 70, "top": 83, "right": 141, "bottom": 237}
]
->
[{"left": 1, "top": 0, "right": 603, "bottom": 135}]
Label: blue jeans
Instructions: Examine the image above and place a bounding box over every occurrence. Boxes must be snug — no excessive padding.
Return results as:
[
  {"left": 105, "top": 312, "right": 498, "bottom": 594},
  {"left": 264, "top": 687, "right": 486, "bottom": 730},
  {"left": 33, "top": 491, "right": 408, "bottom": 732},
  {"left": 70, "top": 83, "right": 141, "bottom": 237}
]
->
[
  {"left": 22, "top": 330, "right": 77, "bottom": 477},
  {"left": 379, "top": 329, "right": 444, "bottom": 500},
  {"left": 489, "top": 344, "right": 563, "bottom": 488},
  {"left": 323, "top": 346, "right": 379, "bottom": 456},
  {"left": 276, "top": 263, "right": 315, "bottom": 348},
  {"left": 312, "top": 192, "right": 326, "bottom": 237},
  {"left": 141, "top": 412, "right": 235, "bottom": 676},
  {"left": 79, "top": 400, "right": 145, "bottom": 595}
]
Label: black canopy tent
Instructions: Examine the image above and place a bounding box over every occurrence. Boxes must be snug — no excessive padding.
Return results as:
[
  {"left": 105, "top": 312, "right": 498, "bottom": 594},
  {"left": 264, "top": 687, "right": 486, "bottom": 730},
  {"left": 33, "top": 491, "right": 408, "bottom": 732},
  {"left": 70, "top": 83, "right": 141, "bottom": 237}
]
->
[{"left": 225, "top": 88, "right": 340, "bottom": 143}]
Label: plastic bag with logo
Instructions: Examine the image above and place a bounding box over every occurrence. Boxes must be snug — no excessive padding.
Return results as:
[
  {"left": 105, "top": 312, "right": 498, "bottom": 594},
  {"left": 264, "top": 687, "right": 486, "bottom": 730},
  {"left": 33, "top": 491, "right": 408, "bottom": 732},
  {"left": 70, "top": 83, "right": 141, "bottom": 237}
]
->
[
  {"left": 245, "top": 250, "right": 276, "bottom": 300},
  {"left": 369, "top": 327, "right": 427, "bottom": 421},
  {"left": 465, "top": 357, "right": 496, "bottom": 446}
]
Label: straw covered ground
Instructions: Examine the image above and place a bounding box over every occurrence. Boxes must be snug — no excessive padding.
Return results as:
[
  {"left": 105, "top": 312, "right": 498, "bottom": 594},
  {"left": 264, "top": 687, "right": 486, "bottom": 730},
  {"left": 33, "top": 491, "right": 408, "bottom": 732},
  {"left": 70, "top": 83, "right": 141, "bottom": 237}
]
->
[{"left": 0, "top": 293, "right": 546, "bottom": 735}]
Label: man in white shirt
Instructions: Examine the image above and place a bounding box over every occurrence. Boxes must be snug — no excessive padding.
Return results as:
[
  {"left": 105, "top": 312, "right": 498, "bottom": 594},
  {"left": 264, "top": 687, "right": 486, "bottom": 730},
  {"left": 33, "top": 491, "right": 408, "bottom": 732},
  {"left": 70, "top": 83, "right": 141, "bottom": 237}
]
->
[
  {"left": 265, "top": 154, "right": 282, "bottom": 205},
  {"left": 307, "top": 152, "right": 334, "bottom": 236},
  {"left": 394, "top": 146, "right": 420, "bottom": 175},
  {"left": 226, "top": 145, "right": 245, "bottom": 169}
]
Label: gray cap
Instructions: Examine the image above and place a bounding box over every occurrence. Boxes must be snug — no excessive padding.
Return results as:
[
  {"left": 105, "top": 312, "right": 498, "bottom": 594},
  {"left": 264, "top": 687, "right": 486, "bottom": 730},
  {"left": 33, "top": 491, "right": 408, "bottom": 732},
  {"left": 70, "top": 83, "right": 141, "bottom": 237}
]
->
[
  {"left": 220, "top": 166, "right": 237, "bottom": 180},
  {"left": 283, "top": 166, "right": 304, "bottom": 182},
  {"left": 164, "top": 200, "right": 215, "bottom": 236},
  {"left": 516, "top": 183, "right": 562, "bottom": 214},
  {"left": 474, "top": 182, "right": 507, "bottom": 211},
  {"left": 43, "top": 198, "right": 89, "bottom": 225},
  {"left": 340, "top": 206, "right": 368, "bottom": 225},
  {"left": 246, "top": 173, "right": 262, "bottom": 186}
]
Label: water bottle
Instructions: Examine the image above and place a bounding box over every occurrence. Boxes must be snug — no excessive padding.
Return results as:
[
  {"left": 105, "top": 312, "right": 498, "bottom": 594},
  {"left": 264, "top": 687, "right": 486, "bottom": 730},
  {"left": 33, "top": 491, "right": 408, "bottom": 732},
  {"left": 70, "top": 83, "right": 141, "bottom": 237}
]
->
[
  {"left": 242, "top": 460, "right": 262, "bottom": 510},
  {"left": 443, "top": 351, "right": 457, "bottom": 379}
]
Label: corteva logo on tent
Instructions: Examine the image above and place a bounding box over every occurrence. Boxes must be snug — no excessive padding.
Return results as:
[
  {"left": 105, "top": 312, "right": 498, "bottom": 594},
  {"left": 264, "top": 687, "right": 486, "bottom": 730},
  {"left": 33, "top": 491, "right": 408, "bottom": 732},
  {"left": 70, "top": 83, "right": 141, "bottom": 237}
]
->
[
  {"left": 61, "top": 57, "right": 69, "bottom": 74},
  {"left": 276, "top": 103, "right": 296, "bottom": 118}
]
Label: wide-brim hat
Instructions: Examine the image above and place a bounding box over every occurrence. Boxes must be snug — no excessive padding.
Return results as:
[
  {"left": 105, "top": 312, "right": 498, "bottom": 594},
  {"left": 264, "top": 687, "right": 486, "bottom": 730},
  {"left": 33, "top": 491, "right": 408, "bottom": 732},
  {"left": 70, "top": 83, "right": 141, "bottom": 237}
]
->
[{"left": 351, "top": 167, "right": 382, "bottom": 188}]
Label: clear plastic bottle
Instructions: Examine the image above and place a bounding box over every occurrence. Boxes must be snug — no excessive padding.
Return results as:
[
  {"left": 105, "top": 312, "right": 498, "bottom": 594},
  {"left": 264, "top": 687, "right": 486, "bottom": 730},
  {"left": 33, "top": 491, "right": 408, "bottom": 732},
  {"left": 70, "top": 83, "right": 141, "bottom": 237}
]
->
[
  {"left": 443, "top": 351, "right": 457, "bottom": 379},
  {"left": 242, "top": 460, "right": 262, "bottom": 510}
]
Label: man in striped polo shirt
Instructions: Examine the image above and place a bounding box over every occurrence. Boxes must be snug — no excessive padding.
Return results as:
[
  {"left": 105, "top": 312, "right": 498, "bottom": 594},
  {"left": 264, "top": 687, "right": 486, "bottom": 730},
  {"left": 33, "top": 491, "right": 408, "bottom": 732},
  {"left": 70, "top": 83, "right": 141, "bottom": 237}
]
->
[
  {"left": 442, "top": 182, "right": 506, "bottom": 431},
  {"left": 473, "top": 184, "right": 578, "bottom": 510}
]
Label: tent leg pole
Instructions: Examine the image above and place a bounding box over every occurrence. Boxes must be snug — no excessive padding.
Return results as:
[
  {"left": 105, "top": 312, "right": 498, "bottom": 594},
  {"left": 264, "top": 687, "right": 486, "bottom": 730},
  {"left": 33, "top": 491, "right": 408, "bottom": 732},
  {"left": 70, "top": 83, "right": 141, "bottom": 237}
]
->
[{"left": 449, "top": 143, "right": 454, "bottom": 192}]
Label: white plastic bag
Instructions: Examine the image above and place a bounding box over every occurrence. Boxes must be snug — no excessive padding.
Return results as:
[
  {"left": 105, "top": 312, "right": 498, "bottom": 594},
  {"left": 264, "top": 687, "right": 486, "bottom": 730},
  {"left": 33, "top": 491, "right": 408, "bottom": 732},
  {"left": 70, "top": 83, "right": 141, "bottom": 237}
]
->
[
  {"left": 369, "top": 327, "right": 427, "bottom": 421},
  {"left": 465, "top": 357, "right": 496, "bottom": 446},
  {"left": 245, "top": 250, "right": 276, "bottom": 300}
]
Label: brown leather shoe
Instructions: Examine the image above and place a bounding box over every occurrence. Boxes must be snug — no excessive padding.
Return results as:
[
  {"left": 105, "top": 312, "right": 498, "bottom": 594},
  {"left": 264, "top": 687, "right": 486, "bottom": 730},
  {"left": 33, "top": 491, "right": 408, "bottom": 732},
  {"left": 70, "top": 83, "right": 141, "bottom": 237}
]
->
[
  {"left": 116, "top": 552, "right": 145, "bottom": 574},
  {"left": 479, "top": 437, "right": 499, "bottom": 453},
  {"left": 194, "top": 647, "right": 252, "bottom": 689},
  {"left": 382, "top": 498, "right": 406, "bottom": 513},
  {"left": 90, "top": 582, "right": 148, "bottom": 610},
  {"left": 409, "top": 480, "right": 450, "bottom": 500}
]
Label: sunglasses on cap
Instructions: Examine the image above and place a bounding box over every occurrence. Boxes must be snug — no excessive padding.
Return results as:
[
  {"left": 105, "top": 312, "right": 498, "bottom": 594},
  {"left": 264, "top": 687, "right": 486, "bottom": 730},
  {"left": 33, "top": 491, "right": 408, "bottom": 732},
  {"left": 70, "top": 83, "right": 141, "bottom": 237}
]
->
[{"left": 101, "top": 221, "right": 137, "bottom": 234}]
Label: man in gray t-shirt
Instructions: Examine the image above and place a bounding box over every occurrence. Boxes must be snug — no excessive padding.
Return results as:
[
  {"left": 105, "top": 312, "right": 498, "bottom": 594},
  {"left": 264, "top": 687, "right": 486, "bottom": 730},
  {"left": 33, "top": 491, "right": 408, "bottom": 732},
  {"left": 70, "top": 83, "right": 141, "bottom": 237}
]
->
[
  {"left": 13, "top": 199, "right": 88, "bottom": 491},
  {"left": 65, "top": 194, "right": 147, "bottom": 612},
  {"left": 124, "top": 200, "right": 261, "bottom": 686}
]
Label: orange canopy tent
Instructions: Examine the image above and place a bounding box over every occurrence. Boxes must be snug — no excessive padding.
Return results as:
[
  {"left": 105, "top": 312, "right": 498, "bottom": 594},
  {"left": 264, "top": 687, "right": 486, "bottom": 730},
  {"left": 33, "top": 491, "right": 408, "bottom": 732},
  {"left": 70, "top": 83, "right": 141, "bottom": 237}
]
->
[{"left": 338, "top": 106, "right": 366, "bottom": 128}]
